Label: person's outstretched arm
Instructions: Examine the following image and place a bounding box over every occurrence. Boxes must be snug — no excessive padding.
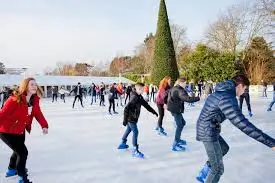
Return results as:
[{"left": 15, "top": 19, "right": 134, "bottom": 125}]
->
[
  {"left": 141, "top": 98, "right": 158, "bottom": 116},
  {"left": 219, "top": 96, "right": 275, "bottom": 148},
  {"left": 178, "top": 89, "right": 200, "bottom": 103}
]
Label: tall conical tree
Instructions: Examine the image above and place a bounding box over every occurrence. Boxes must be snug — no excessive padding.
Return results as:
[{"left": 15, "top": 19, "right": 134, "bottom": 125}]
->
[{"left": 151, "top": 0, "right": 179, "bottom": 85}]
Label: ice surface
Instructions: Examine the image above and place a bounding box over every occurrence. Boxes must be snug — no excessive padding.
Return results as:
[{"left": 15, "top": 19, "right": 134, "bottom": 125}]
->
[{"left": 0, "top": 95, "right": 275, "bottom": 183}]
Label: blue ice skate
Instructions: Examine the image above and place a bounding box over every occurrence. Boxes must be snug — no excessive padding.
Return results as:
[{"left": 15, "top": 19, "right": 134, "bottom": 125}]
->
[
  {"left": 178, "top": 139, "right": 187, "bottom": 145},
  {"left": 196, "top": 163, "right": 211, "bottom": 183},
  {"left": 248, "top": 111, "right": 253, "bottom": 117},
  {"left": 132, "top": 149, "right": 145, "bottom": 159},
  {"left": 117, "top": 143, "right": 129, "bottom": 150},
  {"left": 5, "top": 168, "right": 17, "bottom": 177},
  {"left": 158, "top": 128, "right": 167, "bottom": 136},
  {"left": 18, "top": 176, "right": 32, "bottom": 183},
  {"left": 172, "top": 143, "right": 186, "bottom": 152}
]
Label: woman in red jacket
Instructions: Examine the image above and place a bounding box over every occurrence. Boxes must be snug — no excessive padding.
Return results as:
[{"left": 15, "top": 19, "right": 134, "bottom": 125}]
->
[
  {"left": 0, "top": 77, "right": 49, "bottom": 183},
  {"left": 155, "top": 76, "right": 171, "bottom": 136}
]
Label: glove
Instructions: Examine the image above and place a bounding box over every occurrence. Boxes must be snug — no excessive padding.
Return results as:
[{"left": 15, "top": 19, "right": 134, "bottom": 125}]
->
[
  {"left": 123, "top": 120, "right": 127, "bottom": 126},
  {"left": 153, "top": 111, "right": 158, "bottom": 117}
]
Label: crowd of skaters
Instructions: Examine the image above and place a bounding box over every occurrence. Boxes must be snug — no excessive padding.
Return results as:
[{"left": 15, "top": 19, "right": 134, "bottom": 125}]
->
[{"left": 0, "top": 76, "right": 275, "bottom": 183}]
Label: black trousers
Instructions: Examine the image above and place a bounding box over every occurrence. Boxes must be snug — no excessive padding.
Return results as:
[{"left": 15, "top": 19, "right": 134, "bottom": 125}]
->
[
  {"left": 73, "top": 95, "right": 84, "bottom": 108},
  {"left": 150, "top": 92, "right": 155, "bottom": 102},
  {"left": 157, "top": 104, "right": 165, "bottom": 128},
  {"left": 52, "top": 94, "right": 57, "bottom": 102},
  {"left": 239, "top": 93, "right": 251, "bottom": 112},
  {"left": 100, "top": 95, "right": 105, "bottom": 106},
  {"left": 60, "top": 94, "right": 65, "bottom": 103},
  {"left": 0, "top": 133, "right": 28, "bottom": 177},
  {"left": 125, "top": 93, "right": 130, "bottom": 104},
  {"left": 109, "top": 99, "right": 115, "bottom": 112}
]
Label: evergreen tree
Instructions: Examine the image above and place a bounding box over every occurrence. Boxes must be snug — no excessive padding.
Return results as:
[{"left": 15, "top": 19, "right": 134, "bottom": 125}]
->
[{"left": 151, "top": 0, "right": 179, "bottom": 85}]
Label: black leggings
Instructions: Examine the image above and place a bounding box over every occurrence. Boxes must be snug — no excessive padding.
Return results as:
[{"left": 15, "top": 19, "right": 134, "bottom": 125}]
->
[
  {"left": 60, "top": 94, "right": 65, "bottom": 103},
  {"left": 157, "top": 104, "right": 165, "bottom": 128},
  {"left": 52, "top": 94, "right": 57, "bottom": 102},
  {"left": 73, "top": 95, "right": 84, "bottom": 108},
  {"left": 100, "top": 95, "right": 105, "bottom": 106},
  {"left": 109, "top": 99, "right": 115, "bottom": 112},
  {"left": 0, "top": 133, "right": 28, "bottom": 177},
  {"left": 239, "top": 93, "right": 251, "bottom": 112}
]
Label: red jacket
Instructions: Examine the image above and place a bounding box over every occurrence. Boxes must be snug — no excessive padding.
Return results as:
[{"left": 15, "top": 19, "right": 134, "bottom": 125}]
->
[{"left": 0, "top": 95, "right": 48, "bottom": 135}]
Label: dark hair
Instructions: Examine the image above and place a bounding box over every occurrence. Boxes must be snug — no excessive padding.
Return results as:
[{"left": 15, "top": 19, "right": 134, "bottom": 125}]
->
[
  {"left": 78, "top": 82, "right": 81, "bottom": 85},
  {"left": 135, "top": 82, "right": 145, "bottom": 87},
  {"left": 232, "top": 74, "right": 250, "bottom": 86}
]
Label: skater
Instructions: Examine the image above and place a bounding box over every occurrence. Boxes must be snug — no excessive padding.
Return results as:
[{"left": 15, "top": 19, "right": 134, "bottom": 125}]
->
[
  {"left": 144, "top": 84, "right": 150, "bottom": 102},
  {"left": 51, "top": 86, "right": 58, "bottom": 102},
  {"left": 117, "top": 83, "right": 158, "bottom": 158},
  {"left": 187, "top": 80, "right": 196, "bottom": 106},
  {"left": 70, "top": 82, "right": 84, "bottom": 108},
  {"left": 261, "top": 80, "right": 268, "bottom": 97},
  {"left": 239, "top": 87, "right": 253, "bottom": 117},
  {"left": 90, "top": 83, "right": 97, "bottom": 105},
  {"left": 156, "top": 76, "right": 171, "bottom": 136},
  {"left": 0, "top": 77, "right": 49, "bottom": 183},
  {"left": 116, "top": 83, "right": 124, "bottom": 107},
  {"left": 59, "top": 86, "right": 69, "bottom": 103},
  {"left": 198, "top": 80, "right": 203, "bottom": 97},
  {"left": 267, "top": 82, "right": 275, "bottom": 111},
  {"left": 204, "top": 81, "right": 213, "bottom": 98},
  {"left": 196, "top": 74, "right": 275, "bottom": 183},
  {"left": 108, "top": 83, "right": 118, "bottom": 114},
  {"left": 167, "top": 77, "right": 200, "bottom": 151},
  {"left": 149, "top": 84, "right": 157, "bottom": 102},
  {"left": 1, "top": 86, "right": 15, "bottom": 108},
  {"left": 99, "top": 85, "right": 105, "bottom": 106},
  {"left": 124, "top": 84, "right": 132, "bottom": 105}
]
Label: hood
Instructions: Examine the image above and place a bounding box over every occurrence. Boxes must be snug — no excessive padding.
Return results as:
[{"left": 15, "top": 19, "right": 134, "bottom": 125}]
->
[{"left": 215, "top": 80, "right": 236, "bottom": 95}]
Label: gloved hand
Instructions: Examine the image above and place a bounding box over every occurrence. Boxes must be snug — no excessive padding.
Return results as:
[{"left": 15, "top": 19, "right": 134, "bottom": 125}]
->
[
  {"left": 153, "top": 111, "right": 158, "bottom": 117},
  {"left": 123, "top": 121, "right": 127, "bottom": 126}
]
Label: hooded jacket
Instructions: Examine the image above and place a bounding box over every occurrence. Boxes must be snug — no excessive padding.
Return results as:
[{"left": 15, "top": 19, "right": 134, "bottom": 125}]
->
[
  {"left": 123, "top": 91, "right": 157, "bottom": 125},
  {"left": 196, "top": 80, "right": 275, "bottom": 148}
]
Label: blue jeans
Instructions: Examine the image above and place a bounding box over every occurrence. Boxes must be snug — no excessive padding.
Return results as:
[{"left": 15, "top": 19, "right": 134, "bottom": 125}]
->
[
  {"left": 171, "top": 113, "right": 186, "bottom": 144},
  {"left": 91, "top": 95, "right": 96, "bottom": 104},
  {"left": 203, "top": 136, "right": 229, "bottom": 183},
  {"left": 268, "top": 91, "right": 275, "bottom": 109},
  {"left": 122, "top": 122, "right": 139, "bottom": 147}
]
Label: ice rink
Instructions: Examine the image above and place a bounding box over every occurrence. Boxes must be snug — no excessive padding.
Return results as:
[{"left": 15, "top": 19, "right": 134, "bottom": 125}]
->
[{"left": 1, "top": 94, "right": 275, "bottom": 183}]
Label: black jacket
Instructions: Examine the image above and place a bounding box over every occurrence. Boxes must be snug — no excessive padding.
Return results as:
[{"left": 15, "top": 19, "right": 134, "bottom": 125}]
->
[
  {"left": 126, "top": 86, "right": 132, "bottom": 94},
  {"left": 123, "top": 91, "right": 157, "bottom": 125},
  {"left": 70, "top": 85, "right": 84, "bottom": 96},
  {"left": 196, "top": 80, "right": 275, "bottom": 148},
  {"left": 167, "top": 85, "right": 200, "bottom": 114},
  {"left": 108, "top": 87, "right": 117, "bottom": 100}
]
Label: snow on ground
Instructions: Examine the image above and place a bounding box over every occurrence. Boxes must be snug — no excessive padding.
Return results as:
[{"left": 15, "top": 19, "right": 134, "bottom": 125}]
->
[{"left": 0, "top": 94, "right": 275, "bottom": 183}]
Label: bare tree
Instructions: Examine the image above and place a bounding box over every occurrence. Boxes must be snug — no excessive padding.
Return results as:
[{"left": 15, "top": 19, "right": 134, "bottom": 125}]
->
[
  {"left": 204, "top": 0, "right": 273, "bottom": 57},
  {"left": 170, "top": 22, "right": 187, "bottom": 58}
]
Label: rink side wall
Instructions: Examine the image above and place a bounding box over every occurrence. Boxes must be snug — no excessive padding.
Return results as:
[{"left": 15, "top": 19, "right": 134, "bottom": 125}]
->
[{"left": 0, "top": 74, "right": 135, "bottom": 98}]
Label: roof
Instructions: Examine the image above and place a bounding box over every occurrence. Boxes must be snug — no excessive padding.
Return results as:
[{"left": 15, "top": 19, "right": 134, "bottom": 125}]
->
[{"left": 0, "top": 74, "right": 134, "bottom": 86}]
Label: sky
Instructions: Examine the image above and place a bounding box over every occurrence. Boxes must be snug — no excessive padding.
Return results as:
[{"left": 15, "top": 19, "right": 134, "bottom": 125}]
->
[{"left": 0, "top": 0, "right": 241, "bottom": 74}]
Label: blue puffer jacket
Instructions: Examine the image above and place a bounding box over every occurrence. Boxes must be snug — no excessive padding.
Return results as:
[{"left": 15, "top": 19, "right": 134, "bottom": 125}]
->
[{"left": 196, "top": 80, "right": 275, "bottom": 148}]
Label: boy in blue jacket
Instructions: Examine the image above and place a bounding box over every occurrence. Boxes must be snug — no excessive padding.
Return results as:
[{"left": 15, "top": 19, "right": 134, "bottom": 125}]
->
[{"left": 196, "top": 74, "right": 275, "bottom": 183}]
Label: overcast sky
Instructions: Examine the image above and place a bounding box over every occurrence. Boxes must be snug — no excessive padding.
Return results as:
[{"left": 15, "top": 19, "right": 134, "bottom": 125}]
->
[{"left": 0, "top": 0, "right": 241, "bottom": 74}]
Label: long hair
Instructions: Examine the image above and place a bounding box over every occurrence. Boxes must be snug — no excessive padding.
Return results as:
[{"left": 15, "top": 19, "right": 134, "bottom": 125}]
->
[
  {"left": 13, "top": 77, "right": 43, "bottom": 103},
  {"left": 158, "top": 76, "right": 171, "bottom": 91}
]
